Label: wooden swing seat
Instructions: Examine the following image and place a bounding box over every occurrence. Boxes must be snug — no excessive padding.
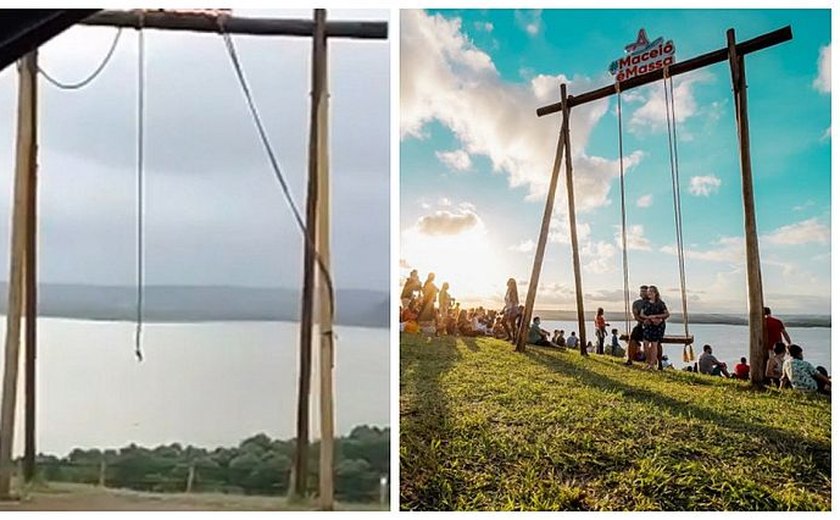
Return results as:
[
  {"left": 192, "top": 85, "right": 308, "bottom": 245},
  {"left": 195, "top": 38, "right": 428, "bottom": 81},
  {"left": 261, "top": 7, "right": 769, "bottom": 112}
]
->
[{"left": 619, "top": 334, "right": 694, "bottom": 345}]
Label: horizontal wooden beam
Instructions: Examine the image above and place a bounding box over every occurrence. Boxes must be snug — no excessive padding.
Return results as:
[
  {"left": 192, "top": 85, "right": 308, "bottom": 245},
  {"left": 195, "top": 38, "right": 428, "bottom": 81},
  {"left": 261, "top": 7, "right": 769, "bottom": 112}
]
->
[
  {"left": 537, "top": 25, "right": 791, "bottom": 117},
  {"left": 80, "top": 10, "right": 388, "bottom": 40}
]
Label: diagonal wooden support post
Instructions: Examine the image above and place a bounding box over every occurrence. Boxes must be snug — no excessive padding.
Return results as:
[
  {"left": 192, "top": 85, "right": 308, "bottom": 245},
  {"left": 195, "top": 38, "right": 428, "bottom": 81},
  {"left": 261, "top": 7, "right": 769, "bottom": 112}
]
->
[{"left": 516, "top": 89, "right": 567, "bottom": 353}]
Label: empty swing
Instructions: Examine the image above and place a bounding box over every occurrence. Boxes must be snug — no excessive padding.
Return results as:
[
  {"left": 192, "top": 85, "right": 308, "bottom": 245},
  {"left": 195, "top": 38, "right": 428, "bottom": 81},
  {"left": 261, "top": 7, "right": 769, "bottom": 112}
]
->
[{"left": 616, "top": 69, "right": 694, "bottom": 357}]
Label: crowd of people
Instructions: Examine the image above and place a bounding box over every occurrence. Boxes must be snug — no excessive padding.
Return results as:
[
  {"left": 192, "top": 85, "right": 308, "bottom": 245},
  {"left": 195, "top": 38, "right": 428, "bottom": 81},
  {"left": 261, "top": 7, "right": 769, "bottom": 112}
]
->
[
  {"left": 400, "top": 273, "right": 831, "bottom": 396},
  {"left": 399, "top": 271, "right": 521, "bottom": 339}
]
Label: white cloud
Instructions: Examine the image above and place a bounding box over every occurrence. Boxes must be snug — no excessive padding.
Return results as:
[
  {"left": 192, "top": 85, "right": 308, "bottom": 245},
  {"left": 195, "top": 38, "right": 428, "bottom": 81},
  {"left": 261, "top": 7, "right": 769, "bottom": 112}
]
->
[
  {"left": 689, "top": 175, "right": 722, "bottom": 196},
  {"left": 636, "top": 194, "right": 653, "bottom": 208},
  {"left": 764, "top": 218, "right": 830, "bottom": 246},
  {"left": 582, "top": 240, "right": 616, "bottom": 274},
  {"left": 515, "top": 10, "right": 542, "bottom": 36},
  {"left": 661, "top": 236, "right": 743, "bottom": 264},
  {"left": 549, "top": 217, "right": 591, "bottom": 245},
  {"left": 415, "top": 208, "right": 481, "bottom": 236},
  {"left": 509, "top": 239, "right": 535, "bottom": 253},
  {"left": 474, "top": 21, "right": 494, "bottom": 32},
  {"left": 615, "top": 224, "right": 651, "bottom": 251},
  {"left": 629, "top": 71, "right": 713, "bottom": 133},
  {"left": 813, "top": 44, "right": 831, "bottom": 93},
  {"left": 435, "top": 149, "right": 472, "bottom": 171},
  {"left": 400, "top": 10, "right": 642, "bottom": 215},
  {"left": 820, "top": 126, "right": 831, "bottom": 142}
]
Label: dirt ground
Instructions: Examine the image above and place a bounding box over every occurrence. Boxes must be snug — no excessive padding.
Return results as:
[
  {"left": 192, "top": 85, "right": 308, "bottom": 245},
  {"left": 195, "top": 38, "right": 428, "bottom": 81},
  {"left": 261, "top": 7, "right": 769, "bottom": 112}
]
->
[{"left": 0, "top": 482, "right": 387, "bottom": 511}]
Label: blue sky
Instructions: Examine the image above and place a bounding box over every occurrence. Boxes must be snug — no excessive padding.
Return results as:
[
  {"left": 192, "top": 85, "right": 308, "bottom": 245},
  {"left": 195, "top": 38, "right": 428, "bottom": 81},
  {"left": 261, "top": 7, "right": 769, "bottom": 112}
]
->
[{"left": 400, "top": 9, "right": 830, "bottom": 314}]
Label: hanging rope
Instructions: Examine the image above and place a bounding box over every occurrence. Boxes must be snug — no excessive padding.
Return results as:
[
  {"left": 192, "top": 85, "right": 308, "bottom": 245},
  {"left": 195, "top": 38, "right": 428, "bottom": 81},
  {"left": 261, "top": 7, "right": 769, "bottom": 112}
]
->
[
  {"left": 217, "top": 22, "right": 336, "bottom": 339},
  {"left": 662, "top": 69, "right": 692, "bottom": 359},
  {"left": 38, "top": 28, "right": 124, "bottom": 90},
  {"left": 134, "top": 20, "right": 145, "bottom": 362},
  {"left": 615, "top": 83, "right": 631, "bottom": 337}
]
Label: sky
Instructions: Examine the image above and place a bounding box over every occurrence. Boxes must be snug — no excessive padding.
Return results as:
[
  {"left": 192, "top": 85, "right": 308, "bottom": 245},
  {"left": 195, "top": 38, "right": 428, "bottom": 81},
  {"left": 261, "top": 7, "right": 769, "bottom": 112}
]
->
[
  {"left": 0, "top": 8, "right": 389, "bottom": 292},
  {"left": 400, "top": 9, "right": 831, "bottom": 315}
]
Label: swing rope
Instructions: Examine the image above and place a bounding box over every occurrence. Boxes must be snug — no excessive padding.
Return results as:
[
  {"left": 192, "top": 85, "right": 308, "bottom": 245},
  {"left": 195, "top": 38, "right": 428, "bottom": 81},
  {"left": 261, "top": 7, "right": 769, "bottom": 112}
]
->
[
  {"left": 218, "top": 21, "right": 336, "bottom": 340},
  {"left": 662, "top": 69, "right": 693, "bottom": 360},
  {"left": 615, "top": 82, "right": 631, "bottom": 337},
  {"left": 38, "top": 28, "right": 124, "bottom": 90},
  {"left": 134, "top": 19, "right": 146, "bottom": 362}
]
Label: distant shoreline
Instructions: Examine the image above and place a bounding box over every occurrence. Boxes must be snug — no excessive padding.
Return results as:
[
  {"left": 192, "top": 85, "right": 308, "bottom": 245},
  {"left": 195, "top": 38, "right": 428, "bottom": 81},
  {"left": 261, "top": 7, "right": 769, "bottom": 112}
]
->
[
  {"left": 534, "top": 311, "right": 831, "bottom": 328},
  {"left": 17, "top": 313, "right": 389, "bottom": 330}
]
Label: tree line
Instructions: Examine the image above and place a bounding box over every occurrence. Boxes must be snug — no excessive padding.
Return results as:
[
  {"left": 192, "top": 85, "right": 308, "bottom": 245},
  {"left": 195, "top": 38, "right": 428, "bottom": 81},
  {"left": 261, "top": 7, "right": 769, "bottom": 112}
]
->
[{"left": 22, "top": 425, "right": 389, "bottom": 503}]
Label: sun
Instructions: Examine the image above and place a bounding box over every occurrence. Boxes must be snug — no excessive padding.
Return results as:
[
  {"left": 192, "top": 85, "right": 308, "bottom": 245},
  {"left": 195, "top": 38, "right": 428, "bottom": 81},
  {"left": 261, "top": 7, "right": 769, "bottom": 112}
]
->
[{"left": 401, "top": 223, "right": 509, "bottom": 307}]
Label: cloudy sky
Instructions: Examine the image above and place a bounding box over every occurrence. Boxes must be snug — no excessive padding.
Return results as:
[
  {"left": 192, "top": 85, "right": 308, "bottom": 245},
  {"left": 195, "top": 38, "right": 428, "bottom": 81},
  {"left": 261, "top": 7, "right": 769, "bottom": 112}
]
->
[
  {"left": 401, "top": 9, "right": 830, "bottom": 314},
  {"left": 0, "top": 8, "right": 389, "bottom": 292}
]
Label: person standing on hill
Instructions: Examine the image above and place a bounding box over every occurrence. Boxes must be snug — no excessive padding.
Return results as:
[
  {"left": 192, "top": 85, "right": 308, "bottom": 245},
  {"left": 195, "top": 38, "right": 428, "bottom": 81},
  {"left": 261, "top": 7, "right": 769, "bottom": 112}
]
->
[
  {"left": 439, "top": 282, "right": 452, "bottom": 316},
  {"left": 594, "top": 307, "right": 608, "bottom": 355},
  {"left": 625, "top": 285, "right": 648, "bottom": 366},
  {"left": 401, "top": 270, "right": 422, "bottom": 308},
  {"left": 503, "top": 278, "right": 520, "bottom": 343},
  {"left": 418, "top": 273, "right": 438, "bottom": 322},
  {"left": 764, "top": 307, "right": 791, "bottom": 349},
  {"left": 640, "top": 285, "right": 669, "bottom": 370}
]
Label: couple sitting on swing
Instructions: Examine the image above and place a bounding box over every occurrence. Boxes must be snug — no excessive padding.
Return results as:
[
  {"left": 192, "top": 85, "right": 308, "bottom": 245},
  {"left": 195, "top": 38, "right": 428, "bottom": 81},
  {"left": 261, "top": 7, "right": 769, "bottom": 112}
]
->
[{"left": 625, "top": 284, "right": 670, "bottom": 370}]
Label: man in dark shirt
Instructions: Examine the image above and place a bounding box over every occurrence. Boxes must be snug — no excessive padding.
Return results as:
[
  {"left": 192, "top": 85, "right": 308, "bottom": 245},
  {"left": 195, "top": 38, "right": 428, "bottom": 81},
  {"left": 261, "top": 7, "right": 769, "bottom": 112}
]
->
[{"left": 624, "top": 285, "right": 648, "bottom": 366}]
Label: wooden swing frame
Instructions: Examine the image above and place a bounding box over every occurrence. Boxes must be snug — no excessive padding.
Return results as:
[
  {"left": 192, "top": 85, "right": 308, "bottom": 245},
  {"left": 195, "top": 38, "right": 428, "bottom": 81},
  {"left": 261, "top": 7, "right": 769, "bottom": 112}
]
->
[{"left": 515, "top": 26, "right": 792, "bottom": 388}]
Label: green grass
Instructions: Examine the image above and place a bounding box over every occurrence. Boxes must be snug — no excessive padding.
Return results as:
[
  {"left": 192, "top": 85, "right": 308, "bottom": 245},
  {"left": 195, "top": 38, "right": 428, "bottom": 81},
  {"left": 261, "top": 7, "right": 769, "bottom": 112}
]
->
[{"left": 400, "top": 334, "right": 831, "bottom": 511}]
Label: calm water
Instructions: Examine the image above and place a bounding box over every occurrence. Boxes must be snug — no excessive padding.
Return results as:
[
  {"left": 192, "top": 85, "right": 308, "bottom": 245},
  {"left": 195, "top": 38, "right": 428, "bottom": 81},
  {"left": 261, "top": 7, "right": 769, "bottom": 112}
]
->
[
  {"left": 0, "top": 318, "right": 389, "bottom": 456},
  {"left": 542, "top": 320, "right": 831, "bottom": 373}
]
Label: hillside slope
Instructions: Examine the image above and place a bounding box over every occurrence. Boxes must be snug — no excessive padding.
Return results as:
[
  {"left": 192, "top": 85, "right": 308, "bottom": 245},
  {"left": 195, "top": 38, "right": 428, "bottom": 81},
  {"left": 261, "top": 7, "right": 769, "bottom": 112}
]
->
[{"left": 400, "top": 335, "right": 830, "bottom": 511}]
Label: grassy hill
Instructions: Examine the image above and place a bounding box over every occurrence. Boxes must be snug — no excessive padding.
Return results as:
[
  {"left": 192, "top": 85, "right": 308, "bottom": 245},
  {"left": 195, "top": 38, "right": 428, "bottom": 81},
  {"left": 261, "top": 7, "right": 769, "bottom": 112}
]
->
[{"left": 400, "top": 334, "right": 830, "bottom": 511}]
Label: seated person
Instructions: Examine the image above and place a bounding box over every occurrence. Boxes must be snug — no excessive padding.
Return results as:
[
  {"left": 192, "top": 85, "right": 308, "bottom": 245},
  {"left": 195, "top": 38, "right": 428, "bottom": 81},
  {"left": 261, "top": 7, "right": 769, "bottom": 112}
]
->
[
  {"left": 552, "top": 330, "right": 562, "bottom": 344},
  {"left": 661, "top": 354, "right": 674, "bottom": 370},
  {"left": 697, "top": 344, "right": 731, "bottom": 377},
  {"left": 457, "top": 310, "right": 478, "bottom": 337},
  {"left": 556, "top": 330, "right": 566, "bottom": 347},
  {"left": 527, "top": 317, "right": 556, "bottom": 347},
  {"left": 780, "top": 344, "right": 830, "bottom": 392},
  {"left": 492, "top": 316, "right": 507, "bottom": 339},
  {"left": 815, "top": 366, "right": 831, "bottom": 396},
  {"left": 733, "top": 357, "right": 750, "bottom": 380},
  {"left": 765, "top": 342, "right": 786, "bottom": 387},
  {"left": 609, "top": 328, "right": 620, "bottom": 356},
  {"left": 565, "top": 331, "right": 579, "bottom": 350}
]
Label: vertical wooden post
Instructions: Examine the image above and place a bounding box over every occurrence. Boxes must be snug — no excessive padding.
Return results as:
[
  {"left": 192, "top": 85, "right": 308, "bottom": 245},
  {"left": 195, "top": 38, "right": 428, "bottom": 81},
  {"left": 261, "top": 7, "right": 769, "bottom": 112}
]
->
[
  {"left": 98, "top": 458, "right": 106, "bottom": 487},
  {"left": 516, "top": 99, "right": 567, "bottom": 352},
  {"left": 0, "top": 51, "right": 37, "bottom": 499},
  {"left": 312, "top": 9, "right": 335, "bottom": 511},
  {"left": 560, "top": 84, "right": 587, "bottom": 354},
  {"left": 293, "top": 9, "right": 323, "bottom": 500},
  {"left": 726, "top": 29, "right": 765, "bottom": 385},
  {"left": 23, "top": 50, "right": 38, "bottom": 485},
  {"left": 185, "top": 463, "right": 195, "bottom": 493}
]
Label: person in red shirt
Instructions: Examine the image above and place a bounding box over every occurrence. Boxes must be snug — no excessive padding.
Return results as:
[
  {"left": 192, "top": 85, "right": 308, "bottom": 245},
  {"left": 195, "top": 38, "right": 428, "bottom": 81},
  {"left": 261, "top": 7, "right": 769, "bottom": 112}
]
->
[
  {"left": 734, "top": 357, "right": 750, "bottom": 380},
  {"left": 764, "top": 307, "right": 791, "bottom": 350}
]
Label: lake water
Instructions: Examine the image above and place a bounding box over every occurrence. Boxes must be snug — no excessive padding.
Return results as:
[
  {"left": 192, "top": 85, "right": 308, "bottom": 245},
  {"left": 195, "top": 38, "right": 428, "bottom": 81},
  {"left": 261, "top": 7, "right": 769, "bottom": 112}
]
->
[
  {"left": 0, "top": 318, "right": 389, "bottom": 456},
  {"left": 542, "top": 320, "right": 831, "bottom": 373}
]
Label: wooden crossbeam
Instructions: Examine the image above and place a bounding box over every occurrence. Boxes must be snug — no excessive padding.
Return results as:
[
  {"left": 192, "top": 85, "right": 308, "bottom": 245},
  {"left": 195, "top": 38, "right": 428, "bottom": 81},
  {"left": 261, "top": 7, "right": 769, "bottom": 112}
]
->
[
  {"left": 537, "top": 26, "right": 791, "bottom": 116},
  {"left": 80, "top": 10, "right": 388, "bottom": 39}
]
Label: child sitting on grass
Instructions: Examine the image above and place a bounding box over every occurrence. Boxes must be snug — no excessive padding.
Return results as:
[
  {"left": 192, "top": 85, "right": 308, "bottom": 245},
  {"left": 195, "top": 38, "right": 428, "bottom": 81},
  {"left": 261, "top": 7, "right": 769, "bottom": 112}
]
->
[{"left": 734, "top": 357, "right": 750, "bottom": 380}]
